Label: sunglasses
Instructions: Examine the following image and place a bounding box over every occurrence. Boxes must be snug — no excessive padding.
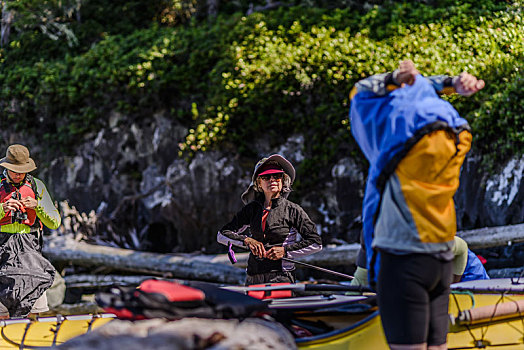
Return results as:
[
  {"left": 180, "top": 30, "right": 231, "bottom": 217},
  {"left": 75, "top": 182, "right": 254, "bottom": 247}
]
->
[{"left": 259, "top": 173, "right": 284, "bottom": 181}]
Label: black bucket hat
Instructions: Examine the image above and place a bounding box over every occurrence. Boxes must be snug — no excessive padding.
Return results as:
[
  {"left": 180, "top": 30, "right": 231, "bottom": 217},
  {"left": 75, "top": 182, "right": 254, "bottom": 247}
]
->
[{"left": 241, "top": 154, "right": 295, "bottom": 204}]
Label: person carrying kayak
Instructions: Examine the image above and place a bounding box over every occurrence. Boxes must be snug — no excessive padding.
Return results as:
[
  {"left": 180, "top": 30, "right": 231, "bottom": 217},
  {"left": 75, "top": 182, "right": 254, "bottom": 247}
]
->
[
  {"left": 0, "top": 144, "right": 61, "bottom": 318},
  {"left": 349, "top": 60, "right": 484, "bottom": 350},
  {"left": 218, "top": 154, "right": 322, "bottom": 285}
]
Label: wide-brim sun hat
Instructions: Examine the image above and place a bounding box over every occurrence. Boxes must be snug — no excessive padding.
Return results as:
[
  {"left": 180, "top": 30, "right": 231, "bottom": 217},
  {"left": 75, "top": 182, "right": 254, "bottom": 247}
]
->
[
  {"left": 241, "top": 154, "right": 295, "bottom": 204},
  {"left": 0, "top": 144, "right": 37, "bottom": 173}
]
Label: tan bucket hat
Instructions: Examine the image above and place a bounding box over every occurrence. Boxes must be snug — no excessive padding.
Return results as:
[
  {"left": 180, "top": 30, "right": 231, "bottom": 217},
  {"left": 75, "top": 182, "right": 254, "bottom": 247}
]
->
[
  {"left": 0, "top": 144, "right": 37, "bottom": 173},
  {"left": 241, "top": 154, "right": 295, "bottom": 204}
]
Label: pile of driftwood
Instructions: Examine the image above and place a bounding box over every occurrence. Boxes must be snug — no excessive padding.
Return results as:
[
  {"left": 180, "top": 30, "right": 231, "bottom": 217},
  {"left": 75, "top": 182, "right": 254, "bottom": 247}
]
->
[{"left": 42, "top": 223, "right": 524, "bottom": 290}]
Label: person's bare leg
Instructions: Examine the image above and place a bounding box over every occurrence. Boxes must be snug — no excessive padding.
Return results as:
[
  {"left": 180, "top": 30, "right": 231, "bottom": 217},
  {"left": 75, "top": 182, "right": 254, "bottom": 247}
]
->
[
  {"left": 428, "top": 344, "right": 447, "bottom": 350},
  {"left": 0, "top": 315, "right": 9, "bottom": 320},
  {"left": 28, "top": 313, "right": 39, "bottom": 319},
  {"left": 389, "top": 343, "right": 427, "bottom": 350}
]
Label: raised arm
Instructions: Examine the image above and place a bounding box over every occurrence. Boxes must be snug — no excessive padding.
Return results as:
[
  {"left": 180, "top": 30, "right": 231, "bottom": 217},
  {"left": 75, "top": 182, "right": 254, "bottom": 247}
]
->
[
  {"left": 350, "top": 60, "right": 485, "bottom": 98},
  {"left": 453, "top": 72, "right": 485, "bottom": 96}
]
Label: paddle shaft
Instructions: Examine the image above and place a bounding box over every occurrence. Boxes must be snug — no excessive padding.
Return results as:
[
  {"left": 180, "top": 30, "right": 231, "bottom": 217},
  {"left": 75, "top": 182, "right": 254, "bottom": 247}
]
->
[
  {"left": 281, "top": 257, "right": 354, "bottom": 280},
  {"left": 228, "top": 242, "right": 354, "bottom": 280}
]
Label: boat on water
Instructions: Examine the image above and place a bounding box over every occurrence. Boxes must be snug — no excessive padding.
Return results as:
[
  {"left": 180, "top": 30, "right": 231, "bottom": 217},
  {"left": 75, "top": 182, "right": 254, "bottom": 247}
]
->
[{"left": 0, "top": 278, "right": 522, "bottom": 349}]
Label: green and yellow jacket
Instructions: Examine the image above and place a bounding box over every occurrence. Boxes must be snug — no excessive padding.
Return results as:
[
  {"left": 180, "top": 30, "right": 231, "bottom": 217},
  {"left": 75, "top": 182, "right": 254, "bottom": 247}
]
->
[{"left": 0, "top": 172, "right": 61, "bottom": 233}]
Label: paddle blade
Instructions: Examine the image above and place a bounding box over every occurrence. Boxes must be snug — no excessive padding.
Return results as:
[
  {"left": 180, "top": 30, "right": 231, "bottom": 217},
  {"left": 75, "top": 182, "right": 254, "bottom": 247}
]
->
[{"left": 228, "top": 242, "right": 237, "bottom": 264}]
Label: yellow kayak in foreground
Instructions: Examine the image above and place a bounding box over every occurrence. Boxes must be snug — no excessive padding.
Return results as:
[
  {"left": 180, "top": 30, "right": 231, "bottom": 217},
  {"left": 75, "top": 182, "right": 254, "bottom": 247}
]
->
[
  {"left": 0, "top": 279, "right": 522, "bottom": 349},
  {"left": 0, "top": 314, "right": 115, "bottom": 349},
  {"left": 296, "top": 279, "right": 524, "bottom": 350}
]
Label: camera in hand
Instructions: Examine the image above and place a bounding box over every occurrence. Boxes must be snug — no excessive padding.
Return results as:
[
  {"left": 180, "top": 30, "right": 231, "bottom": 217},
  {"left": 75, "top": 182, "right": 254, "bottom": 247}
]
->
[
  {"left": 11, "top": 192, "right": 28, "bottom": 223},
  {"left": 13, "top": 209, "right": 28, "bottom": 223}
]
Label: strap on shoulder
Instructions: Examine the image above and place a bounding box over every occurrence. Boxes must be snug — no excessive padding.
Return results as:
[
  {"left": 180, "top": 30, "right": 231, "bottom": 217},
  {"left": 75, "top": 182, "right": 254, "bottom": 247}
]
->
[
  {"left": 25, "top": 174, "right": 41, "bottom": 200},
  {"left": 0, "top": 173, "right": 11, "bottom": 193}
]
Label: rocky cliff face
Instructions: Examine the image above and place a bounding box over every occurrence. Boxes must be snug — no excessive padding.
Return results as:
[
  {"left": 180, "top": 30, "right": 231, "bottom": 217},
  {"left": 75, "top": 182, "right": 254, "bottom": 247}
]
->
[
  {"left": 456, "top": 156, "right": 524, "bottom": 228},
  {"left": 7, "top": 119, "right": 522, "bottom": 254}
]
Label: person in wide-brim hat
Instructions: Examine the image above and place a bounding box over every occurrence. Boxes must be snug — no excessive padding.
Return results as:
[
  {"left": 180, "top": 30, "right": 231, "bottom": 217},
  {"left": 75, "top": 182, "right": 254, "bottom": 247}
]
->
[
  {"left": 218, "top": 154, "right": 322, "bottom": 285},
  {"left": 241, "top": 154, "right": 295, "bottom": 205},
  {"left": 0, "top": 143, "right": 61, "bottom": 320},
  {"left": 0, "top": 144, "right": 37, "bottom": 174}
]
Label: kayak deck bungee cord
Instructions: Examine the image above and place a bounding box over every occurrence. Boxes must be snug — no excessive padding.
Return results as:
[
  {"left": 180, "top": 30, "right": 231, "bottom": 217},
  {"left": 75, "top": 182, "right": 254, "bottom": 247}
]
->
[{"left": 0, "top": 314, "right": 115, "bottom": 349}]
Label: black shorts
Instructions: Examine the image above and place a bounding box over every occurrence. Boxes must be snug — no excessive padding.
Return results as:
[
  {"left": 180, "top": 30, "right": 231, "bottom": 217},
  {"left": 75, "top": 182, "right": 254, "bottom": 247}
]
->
[{"left": 377, "top": 251, "right": 452, "bottom": 346}]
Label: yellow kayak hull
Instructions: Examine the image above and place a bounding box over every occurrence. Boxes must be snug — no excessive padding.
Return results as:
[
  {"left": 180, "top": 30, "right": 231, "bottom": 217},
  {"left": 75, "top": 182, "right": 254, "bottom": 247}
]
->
[
  {"left": 297, "top": 292, "right": 524, "bottom": 350},
  {"left": 0, "top": 314, "right": 114, "bottom": 349},
  {"left": 1, "top": 282, "right": 523, "bottom": 350}
]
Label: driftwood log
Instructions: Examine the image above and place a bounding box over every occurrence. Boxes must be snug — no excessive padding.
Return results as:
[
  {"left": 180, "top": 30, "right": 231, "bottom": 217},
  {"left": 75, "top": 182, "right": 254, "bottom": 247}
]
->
[
  {"left": 458, "top": 223, "right": 524, "bottom": 249},
  {"left": 63, "top": 274, "right": 154, "bottom": 288},
  {"left": 487, "top": 267, "right": 524, "bottom": 279},
  {"left": 43, "top": 223, "right": 524, "bottom": 284},
  {"left": 43, "top": 234, "right": 245, "bottom": 285}
]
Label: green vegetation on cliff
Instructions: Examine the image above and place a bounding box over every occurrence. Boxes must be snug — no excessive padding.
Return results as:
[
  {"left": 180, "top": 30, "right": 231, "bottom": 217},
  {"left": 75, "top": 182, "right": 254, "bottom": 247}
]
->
[{"left": 0, "top": 0, "right": 522, "bottom": 184}]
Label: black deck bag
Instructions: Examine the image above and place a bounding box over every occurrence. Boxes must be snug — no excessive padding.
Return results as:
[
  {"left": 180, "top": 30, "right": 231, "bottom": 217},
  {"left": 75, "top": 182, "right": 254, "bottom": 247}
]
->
[
  {"left": 0, "top": 232, "right": 55, "bottom": 317},
  {"left": 96, "top": 279, "right": 268, "bottom": 320}
]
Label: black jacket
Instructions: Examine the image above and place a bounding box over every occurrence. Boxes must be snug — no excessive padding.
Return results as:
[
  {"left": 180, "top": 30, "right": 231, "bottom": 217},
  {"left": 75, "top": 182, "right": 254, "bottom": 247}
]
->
[{"left": 218, "top": 195, "right": 322, "bottom": 275}]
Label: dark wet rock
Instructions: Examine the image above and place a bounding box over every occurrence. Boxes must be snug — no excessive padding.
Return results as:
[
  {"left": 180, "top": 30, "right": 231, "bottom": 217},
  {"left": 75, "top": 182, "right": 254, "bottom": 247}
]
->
[
  {"left": 328, "top": 157, "right": 365, "bottom": 243},
  {"left": 456, "top": 155, "right": 524, "bottom": 229},
  {"left": 14, "top": 112, "right": 522, "bottom": 254}
]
